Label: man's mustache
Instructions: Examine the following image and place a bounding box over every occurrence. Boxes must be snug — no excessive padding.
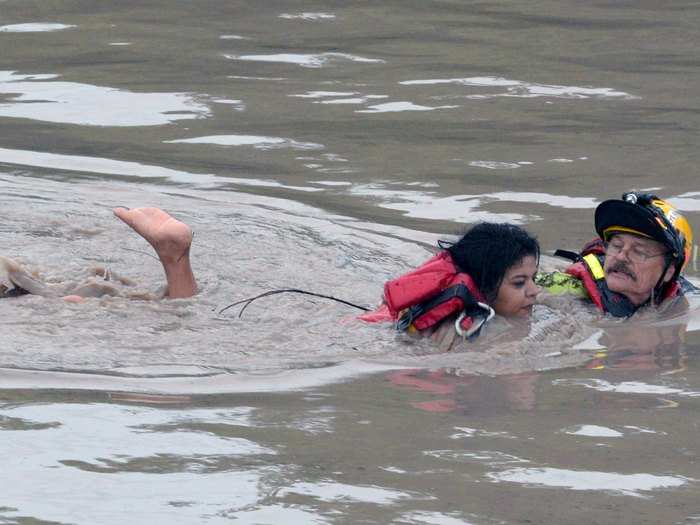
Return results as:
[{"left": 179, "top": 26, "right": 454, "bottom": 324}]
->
[{"left": 608, "top": 260, "right": 637, "bottom": 282}]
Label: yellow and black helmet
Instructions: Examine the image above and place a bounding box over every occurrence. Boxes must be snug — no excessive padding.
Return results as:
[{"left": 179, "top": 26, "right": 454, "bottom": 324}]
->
[{"left": 595, "top": 192, "right": 693, "bottom": 273}]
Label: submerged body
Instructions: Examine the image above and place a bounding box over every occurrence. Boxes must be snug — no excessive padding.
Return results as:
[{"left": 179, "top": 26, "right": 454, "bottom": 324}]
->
[
  {"left": 0, "top": 255, "right": 153, "bottom": 300},
  {"left": 1, "top": 207, "right": 197, "bottom": 301},
  {"left": 0, "top": 255, "right": 55, "bottom": 298}
]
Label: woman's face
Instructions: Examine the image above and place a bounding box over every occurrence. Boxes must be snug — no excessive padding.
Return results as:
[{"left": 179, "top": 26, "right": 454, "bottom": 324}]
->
[{"left": 492, "top": 255, "right": 539, "bottom": 317}]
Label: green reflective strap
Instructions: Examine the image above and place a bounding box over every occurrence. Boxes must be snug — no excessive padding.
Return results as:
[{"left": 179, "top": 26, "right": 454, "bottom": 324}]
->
[
  {"left": 583, "top": 253, "right": 605, "bottom": 280},
  {"left": 535, "top": 271, "right": 587, "bottom": 298}
]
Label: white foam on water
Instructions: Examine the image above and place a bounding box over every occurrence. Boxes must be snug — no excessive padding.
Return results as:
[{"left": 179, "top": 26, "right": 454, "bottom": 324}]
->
[
  {"left": 0, "top": 401, "right": 276, "bottom": 524},
  {"left": 219, "top": 34, "right": 247, "bottom": 39},
  {"left": 425, "top": 449, "right": 529, "bottom": 466},
  {"left": 0, "top": 23, "right": 75, "bottom": 32},
  {"left": 228, "top": 75, "right": 287, "bottom": 81},
  {"left": 0, "top": 147, "right": 324, "bottom": 193},
  {"left": 351, "top": 189, "right": 528, "bottom": 223},
  {"left": 548, "top": 158, "right": 575, "bottom": 163},
  {"left": 487, "top": 467, "right": 689, "bottom": 497},
  {"left": 315, "top": 167, "right": 358, "bottom": 174},
  {"left": 165, "top": 134, "right": 324, "bottom": 150},
  {"left": 623, "top": 426, "right": 661, "bottom": 435},
  {"left": 380, "top": 466, "right": 409, "bottom": 474},
  {"left": 347, "top": 184, "right": 596, "bottom": 222},
  {"left": 571, "top": 330, "right": 605, "bottom": 350},
  {"left": 227, "top": 505, "right": 330, "bottom": 525},
  {"left": 0, "top": 70, "right": 210, "bottom": 126},
  {"left": 4, "top": 469, "right": 263, "bottom": 524},
  {"left": 311, "top": 181, "right": 353, "bottom": 186},
  {"left": 2, "top": 403, "right": 269, "bottom": 457},
  {"left": 225, "top": 52, "right": 384, "bottom": 68},
  {"left": 399, "top": 511, "right": 476, "bottom": 525},
  {"left": 449, "top": 427, "right": 515, "bottom": 440},
  {"left": 285, "top": 411, "right": 336, "bottom": 434},
  {"left": 0, "top": 146, "right": 215, "bottom": 183},
  {"left": 278, "top": 481, "right": 421, "bottom": 504},
  {"left": 401, "top": 77, "right": 521, "bottom": 87},
  {"left": 564, "top": 425, "right": 624, "bottom": 438},
  {"left": 405, "top": 181, "right": 440, "bottom": 187},
  {"left": 0, "top": 71, "right": 57, "bottom": 81},
  {"left": 380, "top": 199, "right": 511, "bottom": 222},
  {"left": 488, "top": 191, "right": 598, "bottom": 209},
  {"left": 279, "top": 12, "right": 336, "bottom": 20},
  {"left": 553, "top": 378, "right": 700, "bottom": 397},
  {"left": 321, "top": 153, "right": 348, "bottom": 162},
  {"left": 669, "top": 193, "right": 700, "bottom": 212},
  {"left": 0, "top": 362, "right": 400, "bottom": 394},
  {"left": 108, "top": 42, "right": 131, "bottom": 46},
  {"left": 320, "top": 97, "right": 371, "bottom": 105},
  {"left": 212, "top": 98, "right": 243, "bottom": 104},
  {"left": 211, "top": 98, "right": 246, "bottom": 111},
  {"left": 356, "top": 101, "right": 459, "bottom": 113},
  {"left": 290, "top": 91, "right": 389, "bottom": 105},
  {"left": 399, "top": 76, "right": 638, "bottom": 100},
  {"left": 290, "top": 91, "right": 359, "bottom": 98},
  {"left": 450, "top": 427, "right": 478, "bottom": 438},
  {"left": 469, "top": 161, "right": 521, "bottom": 170}
]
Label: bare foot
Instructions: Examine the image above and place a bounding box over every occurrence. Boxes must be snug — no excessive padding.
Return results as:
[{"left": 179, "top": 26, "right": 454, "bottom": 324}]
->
[
  {"left": 114, "top": 207, "right": 192, "bottom": 265},
  {"left": 114, "top": 207, "right": 197, "bottom": 298}
]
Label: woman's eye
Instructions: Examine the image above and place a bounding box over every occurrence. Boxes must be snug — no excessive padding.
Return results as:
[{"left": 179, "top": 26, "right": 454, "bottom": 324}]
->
[{"left": 512, "top": 281, "right": 526, "bottom": 288}]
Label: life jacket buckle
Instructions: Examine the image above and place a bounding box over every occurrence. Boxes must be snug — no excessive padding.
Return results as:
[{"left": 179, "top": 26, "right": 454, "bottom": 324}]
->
[{"left": 455, "top": 302, "right": 495, "bottom": 339}]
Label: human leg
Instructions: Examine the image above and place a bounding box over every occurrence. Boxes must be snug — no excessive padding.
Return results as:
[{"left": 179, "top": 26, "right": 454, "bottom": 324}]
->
[{"left": 113, "top": 207, "right": 197, "bottom": 298}]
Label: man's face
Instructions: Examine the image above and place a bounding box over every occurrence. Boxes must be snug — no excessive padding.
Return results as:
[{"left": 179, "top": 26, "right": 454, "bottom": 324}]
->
[{"left": 603, "top": 233, "right": 674, "bottom": 305}]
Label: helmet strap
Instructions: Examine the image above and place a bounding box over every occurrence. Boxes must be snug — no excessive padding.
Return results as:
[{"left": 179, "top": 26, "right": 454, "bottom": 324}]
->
[{"left": 652, "top": 256, "right": 675, "bottom": 305}]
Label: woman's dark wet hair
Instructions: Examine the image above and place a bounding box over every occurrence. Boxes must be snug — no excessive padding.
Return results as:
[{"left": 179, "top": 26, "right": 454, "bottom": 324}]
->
[{"left": 444, "top": 223, "right": 540, "bottom": 302}]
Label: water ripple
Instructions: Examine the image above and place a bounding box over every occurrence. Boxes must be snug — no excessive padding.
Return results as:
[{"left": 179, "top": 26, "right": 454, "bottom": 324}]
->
[
  {"left": 224, "top": 52, "right": 384, "bottom": 68},
  {"left": 400, "top": 76, "right": 639, "bottom": 100},
  {"left": 0, "top": 23, "right": 75, "bottom": 32},
  {"left": 0, "top": 71, "right": 210, "bottom": 126},
  {"left": 487, "top": 467, "right": 690, "bottom": 498}
]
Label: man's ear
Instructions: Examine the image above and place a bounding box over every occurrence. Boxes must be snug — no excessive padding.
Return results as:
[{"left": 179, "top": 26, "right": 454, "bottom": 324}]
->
[{"left": 662, "top": 264, "right": 677, "bottom": 283}]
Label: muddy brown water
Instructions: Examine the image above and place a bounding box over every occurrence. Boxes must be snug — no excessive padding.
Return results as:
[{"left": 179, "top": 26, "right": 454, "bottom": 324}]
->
[{"left": 1, "top": 1, "right": 700, "bottom": 523}]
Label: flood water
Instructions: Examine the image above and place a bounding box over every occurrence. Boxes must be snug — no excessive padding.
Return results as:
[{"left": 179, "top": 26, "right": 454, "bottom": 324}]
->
[{"left": 2, "top": 1, "right": 700, "bottom": 523}]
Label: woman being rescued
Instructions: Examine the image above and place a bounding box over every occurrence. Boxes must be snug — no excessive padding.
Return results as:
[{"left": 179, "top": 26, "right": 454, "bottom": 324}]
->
[{"left": 359, "top": 223, "right": 541, "bottom": 351}]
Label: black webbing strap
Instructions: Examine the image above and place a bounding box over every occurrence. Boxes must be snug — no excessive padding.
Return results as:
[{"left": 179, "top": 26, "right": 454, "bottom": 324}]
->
[
  {"left": 0, "top": 285, "right": 30, "bottom": 298},
  {"left": 553, "top": 249, "right": 581, "bottom": 262},
  {"left": 396, "top": 284, "right": 479, "bottom": 331}
]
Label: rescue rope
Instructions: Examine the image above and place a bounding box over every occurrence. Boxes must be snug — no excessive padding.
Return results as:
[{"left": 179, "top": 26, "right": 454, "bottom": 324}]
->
[{"left": 219, "top": 288, "right": 371, "bottom": 317}]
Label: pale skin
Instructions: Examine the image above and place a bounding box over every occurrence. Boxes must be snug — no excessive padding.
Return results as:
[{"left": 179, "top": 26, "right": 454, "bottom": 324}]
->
[
  {"left": 112, "top": 207, "right": 197, "bottom": 299},
  {"left": 430, "top": 255, "right": 540, "bottom": 351},
  {"left": 603, "top": 233, "right": 675, "bottom": 306},
  {"left": 491, "top": 255, "right": 540, "bottom": 317},
  {"left": 62, "top": 207, "right": 197, "bottom": 302}
]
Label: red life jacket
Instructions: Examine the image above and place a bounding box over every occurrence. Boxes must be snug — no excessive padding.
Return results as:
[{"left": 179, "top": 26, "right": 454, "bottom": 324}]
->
[
  {"left": 561, "top": 239, "right": 682, "bottom": 317},
  {"left": 359, "top": 251, "right": 493, "bottom": 337}
]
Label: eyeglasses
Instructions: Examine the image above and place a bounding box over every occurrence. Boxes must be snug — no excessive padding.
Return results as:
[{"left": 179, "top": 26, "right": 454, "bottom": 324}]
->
[{"left": 605, "top": 240, "right": 668, "bottom": 264}]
